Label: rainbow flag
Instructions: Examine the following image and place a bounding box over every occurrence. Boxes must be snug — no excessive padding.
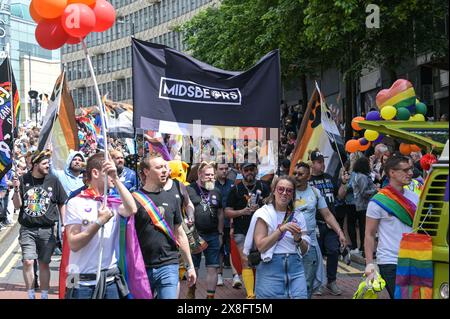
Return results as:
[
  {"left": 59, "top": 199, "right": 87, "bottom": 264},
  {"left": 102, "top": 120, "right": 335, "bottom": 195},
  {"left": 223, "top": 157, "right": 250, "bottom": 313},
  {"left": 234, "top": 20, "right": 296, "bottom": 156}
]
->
[
  {"left": 394, "top": 233, "right": 433, "bottom": 299},
  {"left": 0, "top": 57, "right": 20, "bottom": 179}
]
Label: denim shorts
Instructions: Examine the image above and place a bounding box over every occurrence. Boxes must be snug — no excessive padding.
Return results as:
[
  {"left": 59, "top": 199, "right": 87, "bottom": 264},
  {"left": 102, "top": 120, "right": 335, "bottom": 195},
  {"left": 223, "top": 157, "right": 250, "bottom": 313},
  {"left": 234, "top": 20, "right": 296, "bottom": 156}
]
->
[
  {"left": 255, "top": 253, "right": 308, "bottom": 299},
  {"left": 18, "top": 226, "right": 56, "bottom": 264},
  {"left": 192, "top": 232, "right": 220, "bottom": 268},
  {"left": 233, "top": 233, "right": 246, "bottom": 249},
  {"left": 146, "top": 264, "right": 179, "bottom": 299},
  {"left": 68, "top": 281, "right": 120, "bottom": 299}
]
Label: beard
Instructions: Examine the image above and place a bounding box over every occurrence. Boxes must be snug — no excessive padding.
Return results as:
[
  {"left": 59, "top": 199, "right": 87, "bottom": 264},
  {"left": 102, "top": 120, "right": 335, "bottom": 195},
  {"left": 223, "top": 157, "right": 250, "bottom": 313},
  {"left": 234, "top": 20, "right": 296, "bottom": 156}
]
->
[{"left": 204, "top": 181, "right": 215, "bottom": 191}]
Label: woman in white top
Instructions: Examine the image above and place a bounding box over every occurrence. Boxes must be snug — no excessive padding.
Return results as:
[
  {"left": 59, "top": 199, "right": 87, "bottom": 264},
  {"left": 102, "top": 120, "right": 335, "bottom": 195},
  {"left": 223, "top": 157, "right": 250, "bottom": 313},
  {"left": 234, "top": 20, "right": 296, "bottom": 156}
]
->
[{"left": 245, "top": 176, "right": 310, "bottom": 299}]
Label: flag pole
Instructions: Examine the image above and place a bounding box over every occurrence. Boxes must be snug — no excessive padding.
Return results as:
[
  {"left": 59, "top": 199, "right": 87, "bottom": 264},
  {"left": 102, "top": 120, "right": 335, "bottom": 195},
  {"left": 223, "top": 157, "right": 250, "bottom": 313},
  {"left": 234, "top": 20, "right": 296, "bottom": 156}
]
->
[
  {"left": 81, "top": 39, "right": 108, "bottom": 287},
  {"left": 314, "top": 81, "right": 345, "bottom": 170}
]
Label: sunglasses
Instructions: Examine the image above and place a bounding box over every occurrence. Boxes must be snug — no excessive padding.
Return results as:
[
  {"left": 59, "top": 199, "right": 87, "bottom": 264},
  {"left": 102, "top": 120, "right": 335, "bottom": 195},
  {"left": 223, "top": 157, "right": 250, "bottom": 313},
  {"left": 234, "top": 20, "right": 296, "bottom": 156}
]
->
[{"left": 276, "top": 186, "right": 294, "bottom": 195}]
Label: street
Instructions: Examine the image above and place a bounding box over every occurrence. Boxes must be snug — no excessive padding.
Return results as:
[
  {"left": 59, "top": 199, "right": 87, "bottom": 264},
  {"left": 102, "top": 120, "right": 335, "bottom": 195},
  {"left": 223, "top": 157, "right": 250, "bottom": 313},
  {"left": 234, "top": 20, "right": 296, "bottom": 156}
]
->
[{"left": 0, "top": 216, "right": 388, "bottom": 300}]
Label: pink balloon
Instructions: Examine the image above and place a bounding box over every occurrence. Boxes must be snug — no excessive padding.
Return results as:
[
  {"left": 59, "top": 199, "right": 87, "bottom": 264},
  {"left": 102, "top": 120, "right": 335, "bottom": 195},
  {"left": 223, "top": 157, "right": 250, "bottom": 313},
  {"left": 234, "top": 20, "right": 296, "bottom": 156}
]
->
[
  {"left": 92, "top": 0, "right": 116, "bottom": 32},
  {"left": 62, "top": 3, "right": 96, "bottom": 38},
  {"left": 35, "top": 19, "right": 69, "bottom": 50}
]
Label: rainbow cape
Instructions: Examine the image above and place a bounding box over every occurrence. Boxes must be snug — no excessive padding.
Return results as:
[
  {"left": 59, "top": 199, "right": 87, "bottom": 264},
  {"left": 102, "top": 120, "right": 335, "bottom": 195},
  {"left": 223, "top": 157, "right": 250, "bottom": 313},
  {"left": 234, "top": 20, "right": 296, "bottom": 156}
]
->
[
  {"left": 132, "top": 190, "right": 179, "bottom": 246},
  {"left": 59, "top": 188, "right": 152, "bottom": 299},
  {"left": 370, "top": 185, "right": 417, "bottom": 227},
  {"left": 394, "top": 233, "right": 433, "bottom": 299}
]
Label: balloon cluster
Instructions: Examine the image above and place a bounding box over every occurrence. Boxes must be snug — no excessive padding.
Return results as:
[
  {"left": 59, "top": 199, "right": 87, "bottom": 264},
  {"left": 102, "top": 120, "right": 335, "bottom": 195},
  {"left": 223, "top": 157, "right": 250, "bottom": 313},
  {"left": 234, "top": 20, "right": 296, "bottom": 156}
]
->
[
  {"left": 346, "top": 79, "right": 428, "bottom": 154},
  {"left": 30, "top": 0, "right": 116, "bottom": 50},
  {"left": 376, "top": 79, "right": 427, "bottom": 121}
]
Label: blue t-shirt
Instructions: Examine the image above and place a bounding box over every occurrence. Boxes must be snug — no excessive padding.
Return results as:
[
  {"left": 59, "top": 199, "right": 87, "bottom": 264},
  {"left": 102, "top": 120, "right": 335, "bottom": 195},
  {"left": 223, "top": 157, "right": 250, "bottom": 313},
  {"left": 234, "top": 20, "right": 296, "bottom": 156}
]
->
[{"left": 294, "top": 185, "right": 328, "bottom": 246}]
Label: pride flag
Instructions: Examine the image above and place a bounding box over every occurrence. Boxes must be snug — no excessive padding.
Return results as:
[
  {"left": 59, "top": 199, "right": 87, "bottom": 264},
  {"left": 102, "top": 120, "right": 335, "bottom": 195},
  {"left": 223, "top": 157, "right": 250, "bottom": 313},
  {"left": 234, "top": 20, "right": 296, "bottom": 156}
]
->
[{"left": 394, "top": 233, "right": 433, "bottom": 299}]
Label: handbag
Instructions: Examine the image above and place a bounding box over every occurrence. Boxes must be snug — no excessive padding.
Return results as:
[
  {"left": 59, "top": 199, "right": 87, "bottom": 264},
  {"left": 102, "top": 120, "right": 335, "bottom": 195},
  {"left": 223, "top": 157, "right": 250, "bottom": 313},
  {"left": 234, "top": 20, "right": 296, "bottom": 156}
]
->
[
  {"left": 247, "top": 249, "right": 261, "bottom": 267},
  {"left": 182, "top": 221, "right": 208, "bottom": 255}
]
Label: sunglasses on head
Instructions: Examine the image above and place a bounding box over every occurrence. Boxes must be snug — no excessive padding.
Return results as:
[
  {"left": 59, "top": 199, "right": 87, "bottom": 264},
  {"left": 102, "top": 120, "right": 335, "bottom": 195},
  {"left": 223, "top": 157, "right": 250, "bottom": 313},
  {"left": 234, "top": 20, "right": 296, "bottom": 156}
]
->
[{"left": 276, "top": 186, "right": 294, "bottom": 195}]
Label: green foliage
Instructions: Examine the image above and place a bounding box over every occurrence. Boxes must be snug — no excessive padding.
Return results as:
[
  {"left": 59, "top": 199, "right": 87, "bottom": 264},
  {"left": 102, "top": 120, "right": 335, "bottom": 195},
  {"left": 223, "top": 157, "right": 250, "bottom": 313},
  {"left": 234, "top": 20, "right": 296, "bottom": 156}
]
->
[{"left": 182, "top": 0, "right": 448, "bottom": 82}]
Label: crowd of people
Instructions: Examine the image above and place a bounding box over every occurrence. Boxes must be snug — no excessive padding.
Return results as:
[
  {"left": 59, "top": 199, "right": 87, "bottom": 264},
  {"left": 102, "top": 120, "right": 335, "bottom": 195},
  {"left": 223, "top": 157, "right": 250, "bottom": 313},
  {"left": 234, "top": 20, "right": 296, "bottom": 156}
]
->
[{"left": 0, "top": 113, "right": 437, "bottom": 300}]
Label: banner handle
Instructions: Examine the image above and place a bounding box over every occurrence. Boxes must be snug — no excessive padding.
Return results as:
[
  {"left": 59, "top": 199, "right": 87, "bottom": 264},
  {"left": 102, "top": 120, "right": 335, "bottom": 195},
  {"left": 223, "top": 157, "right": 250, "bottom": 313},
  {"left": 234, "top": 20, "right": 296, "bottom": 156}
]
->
[{"left": 81, "top": 39, "right": 108, "bottom": 287}]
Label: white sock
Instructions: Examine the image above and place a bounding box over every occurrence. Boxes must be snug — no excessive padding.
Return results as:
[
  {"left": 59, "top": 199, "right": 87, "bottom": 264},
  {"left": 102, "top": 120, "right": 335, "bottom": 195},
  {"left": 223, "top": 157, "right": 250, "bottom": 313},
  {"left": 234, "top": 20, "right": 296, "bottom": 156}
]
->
[
  {"left": 28, "top": 289, "right": 35, "bottom": 299},
  {"left": 41, "top": 290, "right": 48, "bottom": 299}
]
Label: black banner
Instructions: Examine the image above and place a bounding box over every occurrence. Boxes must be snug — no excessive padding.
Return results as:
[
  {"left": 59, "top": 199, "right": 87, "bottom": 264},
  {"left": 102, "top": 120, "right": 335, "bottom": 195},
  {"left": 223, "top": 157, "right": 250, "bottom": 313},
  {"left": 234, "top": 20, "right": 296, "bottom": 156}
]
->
[
  {"left": 0, "top": 57, "right": 20, "bottom": 180},
  {"left": 132, "top": 39, "right": 281, "bottom": 130}
]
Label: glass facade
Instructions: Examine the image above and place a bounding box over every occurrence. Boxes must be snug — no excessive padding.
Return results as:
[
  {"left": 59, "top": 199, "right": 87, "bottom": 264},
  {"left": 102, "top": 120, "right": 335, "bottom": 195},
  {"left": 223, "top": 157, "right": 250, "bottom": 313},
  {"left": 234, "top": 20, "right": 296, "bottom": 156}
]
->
[{"left": 65, "top": 0, "right": 215, "bottom": 107}]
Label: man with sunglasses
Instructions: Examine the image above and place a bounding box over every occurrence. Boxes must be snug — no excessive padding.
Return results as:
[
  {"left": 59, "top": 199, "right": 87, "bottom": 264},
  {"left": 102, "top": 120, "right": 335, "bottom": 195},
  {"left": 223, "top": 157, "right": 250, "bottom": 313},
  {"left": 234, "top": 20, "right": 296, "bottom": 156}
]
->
[
  {"left": 225, "top": 161, "right": 270, "bottom": 299},
  {"left": 364, "top": 155, "right": 419, "bottom": 298},
  {"left": 294, "top": 162, "right": 346, "bottom": 298}
]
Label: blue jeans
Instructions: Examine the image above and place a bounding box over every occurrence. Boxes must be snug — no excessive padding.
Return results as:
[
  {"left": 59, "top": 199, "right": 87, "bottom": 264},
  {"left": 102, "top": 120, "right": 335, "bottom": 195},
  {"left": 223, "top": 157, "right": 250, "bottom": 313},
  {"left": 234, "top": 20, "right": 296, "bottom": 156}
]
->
[
  {"left": 302, "top": 245, "right": 318, "bottom": 299},
  {"left": 318, "top": 223, "right": 340, "bottom": 282},
  {"left": 70, "top": 281, "right": 120, "bottom": 299},
  {"left": 146, "top": 264, "right": 179, "bottom": 299},
  {"left": 192, "top": 232, "right": 220, "bottom": 268},
  {"left": 255, "top": 253, "right": 307, "bottom": 299}
]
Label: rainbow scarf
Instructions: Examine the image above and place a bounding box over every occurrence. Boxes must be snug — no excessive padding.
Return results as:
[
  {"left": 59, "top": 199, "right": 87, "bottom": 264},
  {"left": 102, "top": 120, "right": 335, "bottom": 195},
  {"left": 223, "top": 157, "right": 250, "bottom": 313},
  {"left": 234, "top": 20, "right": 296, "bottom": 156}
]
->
[
  {"left": 132, "top": 190, "right": 179, "bottom": 246},
  {"left": 371, "top": 185, "right": 417, "bottom": 227},
  {"left": 77, "top": 187, "right": 123, "bottom": 207},
  {"left": 394, "top": 233, "right": 433, "bottom": 299}
]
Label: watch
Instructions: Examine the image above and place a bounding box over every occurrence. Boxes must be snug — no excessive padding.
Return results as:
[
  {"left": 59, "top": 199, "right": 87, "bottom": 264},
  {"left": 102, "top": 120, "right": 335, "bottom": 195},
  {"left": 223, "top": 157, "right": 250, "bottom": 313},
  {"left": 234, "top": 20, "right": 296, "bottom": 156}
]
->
[{"left": 95, "top": 219, "right": 104, "bottom": 227}]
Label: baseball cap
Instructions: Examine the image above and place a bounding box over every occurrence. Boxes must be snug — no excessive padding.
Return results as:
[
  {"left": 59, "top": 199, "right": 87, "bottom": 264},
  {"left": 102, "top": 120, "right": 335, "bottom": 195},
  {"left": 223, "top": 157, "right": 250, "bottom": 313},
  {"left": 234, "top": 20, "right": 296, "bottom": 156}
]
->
[
  {"left": 310, "top": 150, "right": 328, "bottom": 162},
  {"left": 241, "top": 162, "right": 257, "bottom": 170}
]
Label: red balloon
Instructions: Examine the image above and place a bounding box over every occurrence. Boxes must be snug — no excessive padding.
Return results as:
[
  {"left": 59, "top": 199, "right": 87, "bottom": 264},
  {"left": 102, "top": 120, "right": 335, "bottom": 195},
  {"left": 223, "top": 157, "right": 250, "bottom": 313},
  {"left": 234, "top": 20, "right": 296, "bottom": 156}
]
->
[
  {"left": 35, "top": 19, "right": 69, "bottom": 50},
  {"left": 66, "top": 36, "right": 84, "bottom": 44},
  {"left": 92, "top": 0, "right": 116, "bottom": 32},
  {"left": 62, "top": 3, "right": 96, "bottom": 38}
]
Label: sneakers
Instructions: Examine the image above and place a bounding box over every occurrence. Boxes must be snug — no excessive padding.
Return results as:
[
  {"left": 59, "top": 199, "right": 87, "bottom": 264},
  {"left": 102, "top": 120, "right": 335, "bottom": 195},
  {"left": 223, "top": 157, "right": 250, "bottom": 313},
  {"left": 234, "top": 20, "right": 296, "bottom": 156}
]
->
[
  {"left": 186, "top": 285, "right": 196, "bottom": 299},
  {"left": 217, "top": 273, "right": 224, "bottom": 286},
  {"left": 232, "top": 274, "right": 242, "bottom": 289},
  {"left": 350, "top": 248, "right": 360, "bottom": 254},
  {"left": 312, "top": 286, "right": 323, "bottom": 296},
  {"left": 326, "top": 281, "right": 342, "bottom": 296}
]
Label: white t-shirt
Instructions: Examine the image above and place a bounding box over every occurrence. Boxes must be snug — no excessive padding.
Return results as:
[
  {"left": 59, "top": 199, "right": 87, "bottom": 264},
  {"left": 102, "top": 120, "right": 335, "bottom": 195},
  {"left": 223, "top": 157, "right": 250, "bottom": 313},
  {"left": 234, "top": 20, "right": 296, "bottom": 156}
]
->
[
  {"left": 64, "top": 196, "right": 120, "bottom": 278},
  {"left": 273, "top": 209, "right": 310, "bottom": 254},
  {"left": 366, "top": 189, "right": 419, "bottom": 265}
]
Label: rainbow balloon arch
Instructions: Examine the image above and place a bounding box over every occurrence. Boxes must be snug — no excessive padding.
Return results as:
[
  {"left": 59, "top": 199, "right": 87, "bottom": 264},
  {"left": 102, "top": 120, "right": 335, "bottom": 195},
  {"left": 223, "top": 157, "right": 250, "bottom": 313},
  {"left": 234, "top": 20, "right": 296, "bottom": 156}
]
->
[{"left": 347, "top": 79, "right": 429, "bottom": 156}]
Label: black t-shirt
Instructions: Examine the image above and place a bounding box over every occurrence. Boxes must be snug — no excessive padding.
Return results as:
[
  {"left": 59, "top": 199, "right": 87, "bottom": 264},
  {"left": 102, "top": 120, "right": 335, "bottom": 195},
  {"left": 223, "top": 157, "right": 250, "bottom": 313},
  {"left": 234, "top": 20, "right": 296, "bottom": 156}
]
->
[
  {"left": 226, "top": 181, "right": 270, "bottom": 235},
  {"left": 133, "top": 188, "right": 182, "bottom": 268},
  {"left": 18, "top": 172, "right": 68, "bottom": 228},
  {"left": 186, "top": 183, "right": 222, "bottom": 234},
  {"left": 309, "top": 173, "right": 337, "bottom": 221}
]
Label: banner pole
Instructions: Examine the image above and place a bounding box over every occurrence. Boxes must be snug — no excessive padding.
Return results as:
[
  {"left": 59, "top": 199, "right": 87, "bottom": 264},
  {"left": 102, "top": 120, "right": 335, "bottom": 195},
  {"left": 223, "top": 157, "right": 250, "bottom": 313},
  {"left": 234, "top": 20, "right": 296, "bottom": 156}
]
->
[{"left": 81, "top": 39, "right": 108, "bottom": 287}]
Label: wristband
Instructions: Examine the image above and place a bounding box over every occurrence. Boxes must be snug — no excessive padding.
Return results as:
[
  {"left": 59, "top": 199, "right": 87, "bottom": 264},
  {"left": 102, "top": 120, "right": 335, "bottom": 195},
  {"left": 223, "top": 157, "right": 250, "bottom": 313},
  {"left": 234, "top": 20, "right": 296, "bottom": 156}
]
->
[{"left": 95, "top": 219, "right": 104, "bottom": 227}]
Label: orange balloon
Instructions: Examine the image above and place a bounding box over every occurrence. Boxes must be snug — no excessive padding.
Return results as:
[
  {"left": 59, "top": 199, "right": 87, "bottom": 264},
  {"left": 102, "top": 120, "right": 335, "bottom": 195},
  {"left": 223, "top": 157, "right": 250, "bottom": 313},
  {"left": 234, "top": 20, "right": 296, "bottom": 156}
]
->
[
  {"left": 34, "top": 0, "right": 68, "bottom": 19},
  {"left": 359, "top": 142, "right": 371, "bottom": 151},
  {"left": 68, "top": 0, "right": 96, "bottom": 5},
  {"left": 410, "top": 144, "right": 421, "bottom": 152},
  {"left": 30, "top": 1, "right": 43, "bottom": 23},
  {"left": 345, "top": 139, "right": 360, "bottom": 153},
  {"left": 399, "top": 143, "right": 412, "bottom": 155},
  {"left": 351, "top": 116, "right": 365, "bottom": 131}
]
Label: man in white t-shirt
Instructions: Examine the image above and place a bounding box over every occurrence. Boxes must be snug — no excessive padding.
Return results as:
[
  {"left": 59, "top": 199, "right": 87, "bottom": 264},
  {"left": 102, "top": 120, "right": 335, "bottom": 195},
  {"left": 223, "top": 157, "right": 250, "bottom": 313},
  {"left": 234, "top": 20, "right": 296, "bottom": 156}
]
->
[
  {"left": 64, "top": 152, "right": 137, "bottom": 299},
  {"left": 365, "top": 155, "right": 419, "bottom": 298}
]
